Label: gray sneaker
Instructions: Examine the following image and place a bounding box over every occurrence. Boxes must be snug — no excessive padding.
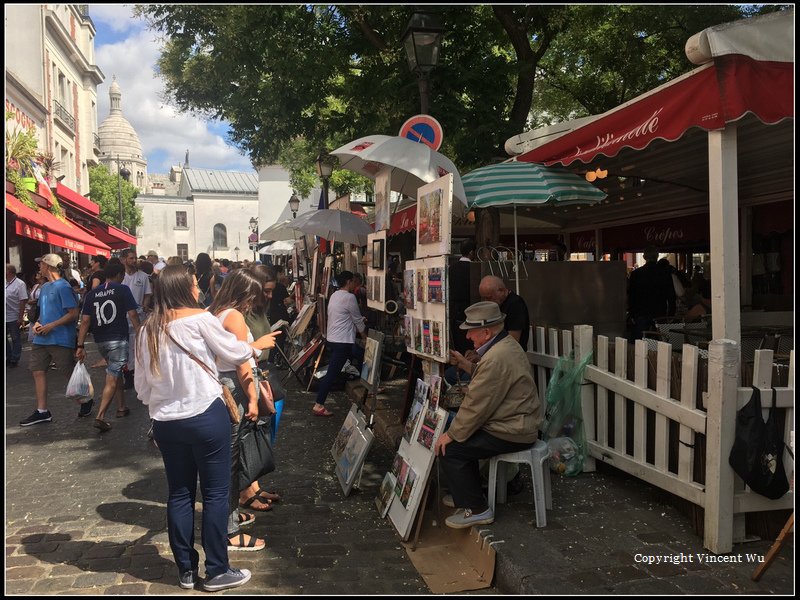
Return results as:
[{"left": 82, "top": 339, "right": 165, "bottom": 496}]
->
[
  {"left": 202, "top": 568, "right": 251, "bottom": 592},
  {"left": 445, "top": 507, "right": 495, "bottom": 529},
  {"left": 442, "top": 494, "right": 456, "bottom": 508},
  {"left": 178, "top": 569, "right": 198, "bottom": 589}
]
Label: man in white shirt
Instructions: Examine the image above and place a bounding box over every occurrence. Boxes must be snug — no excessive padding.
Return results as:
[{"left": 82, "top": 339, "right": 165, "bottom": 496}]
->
[
  {"left": 121, "top": 248, "right": 152, "bottom": 387},
  {"left": 6, "top": 264, "right": 28, "bottom": 367},
  {"left": 312, "top": 271, "right": 366, "bottom": 417}
]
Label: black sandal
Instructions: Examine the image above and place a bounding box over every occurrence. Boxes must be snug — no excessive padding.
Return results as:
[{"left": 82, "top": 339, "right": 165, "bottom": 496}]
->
[
  {"left": 238, "top": 512, "right": 255, "bottom": 527},
  {"left": 239, "top": 494, "right": 272, "bottom": 511},
  {"left": 256, "top": 486, "right": 282, "bottom": 503},
  {"left": 227, "top": 532, "right": 265, "bottom": 552}
]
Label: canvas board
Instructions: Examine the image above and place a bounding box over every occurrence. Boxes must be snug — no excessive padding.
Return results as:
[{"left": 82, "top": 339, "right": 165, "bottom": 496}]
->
[
  {"left": 374, "top": 166, "right": 392, "bottom": 232},
  {"left": 375, "top": 472, "right": 396, "bottom": 518},
  {"left": 366, "top": 230, "right": 387, "bottom": 311},
  {"left": 416, "top": 173, "right": 453, "bottom": 259},
  {"left": 288, "top": 301, "right": 316, "bottom": 339},
  {"left": 334, "top": 404, "right": 375, "bottom": 496},
  {"left": 404, "top": 256, "right": 449, "bottom": 363},
  {"left": 359, "top": 330, "right": 384, "bottom": 394}
]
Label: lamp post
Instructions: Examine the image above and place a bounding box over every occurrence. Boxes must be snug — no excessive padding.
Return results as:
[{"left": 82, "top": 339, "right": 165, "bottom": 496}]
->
[
  {"left": 248, "top": 216, "right": 258, "bottom": 261},
  {"left": 117, "top": 154, "right": 131, "bottom": 232},
  {"left": 234, "top": 246, "right": 240, "bottom": 261},
  {"left": 402, "top": 10, "right": 444, "bottom": 114},
  {"left": 315, "top": 151, "right": 333, "bottom": 210},
  {"left": 288, "top": 191, "right": 300, "bottom": 219}
]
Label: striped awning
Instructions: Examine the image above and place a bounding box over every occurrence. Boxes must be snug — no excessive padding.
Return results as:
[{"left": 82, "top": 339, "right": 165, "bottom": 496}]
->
[{"left": 462, "top": 161, "right": 606, "bottom": 208}]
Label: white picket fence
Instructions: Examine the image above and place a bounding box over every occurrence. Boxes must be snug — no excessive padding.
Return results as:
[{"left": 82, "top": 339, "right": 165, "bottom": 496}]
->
[{"left": 527, "top": 324, "right": 795, "bottom": 554}]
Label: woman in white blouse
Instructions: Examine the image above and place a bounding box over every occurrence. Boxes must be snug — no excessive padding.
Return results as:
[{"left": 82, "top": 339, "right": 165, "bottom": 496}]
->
[{"left": 134, "top": 265, "right": 280, "bottom": 592}]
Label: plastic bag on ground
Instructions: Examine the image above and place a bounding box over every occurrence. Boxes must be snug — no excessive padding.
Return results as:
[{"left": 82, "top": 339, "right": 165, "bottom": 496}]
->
[
  {"left": 542, "top": 351, "right": 593, "bottom": 476},
  {"left": 66, "top": 361, "right": 93, "bottom": 401}
]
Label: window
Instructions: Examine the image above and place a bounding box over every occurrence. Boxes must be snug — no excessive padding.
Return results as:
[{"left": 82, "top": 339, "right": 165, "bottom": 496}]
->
[
  {"left": 177, "top": 244, "right": 189, "bottom": 261},
  {"left": 175, "top": 211, "right": 187, "bottom": 228},
  {"left": 213, "top": 223, "right": 227, "bottom": 249}
]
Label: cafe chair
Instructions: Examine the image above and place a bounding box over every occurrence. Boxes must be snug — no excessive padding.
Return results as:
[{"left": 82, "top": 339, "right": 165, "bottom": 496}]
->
[{"left": 487, "top": 439, "right": 552, "bottom": 528}]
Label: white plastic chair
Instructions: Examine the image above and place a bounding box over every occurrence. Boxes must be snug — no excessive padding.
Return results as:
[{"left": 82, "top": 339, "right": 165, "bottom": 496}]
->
[{"left": 487, "top": 439, "right": 552, "bottom": 527}]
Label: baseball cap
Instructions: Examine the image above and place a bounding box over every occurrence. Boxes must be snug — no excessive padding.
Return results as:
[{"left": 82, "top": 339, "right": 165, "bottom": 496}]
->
[{"left": 35, "top": 253, "right": 63, "bottom": 268}]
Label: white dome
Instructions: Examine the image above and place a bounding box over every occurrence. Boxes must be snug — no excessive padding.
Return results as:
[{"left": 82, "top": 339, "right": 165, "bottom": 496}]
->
[{"left": 98, "top": 113, "right": 144, "bottom": 159}]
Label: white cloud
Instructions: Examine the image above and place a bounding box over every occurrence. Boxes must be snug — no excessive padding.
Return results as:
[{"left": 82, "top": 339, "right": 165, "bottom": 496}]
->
[{"left": 94, "top": 10, "right": 253, "bottom": 175}]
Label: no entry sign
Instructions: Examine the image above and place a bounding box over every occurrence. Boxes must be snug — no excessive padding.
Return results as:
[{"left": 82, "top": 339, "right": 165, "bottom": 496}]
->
[{"left": 399, "top": 115, "right": 443, "bottom": 151}]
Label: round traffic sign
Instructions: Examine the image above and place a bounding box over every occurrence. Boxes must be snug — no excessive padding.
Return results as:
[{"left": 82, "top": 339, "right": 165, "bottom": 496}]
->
[{"left": 399, "top": 115, "right": 443, "bottom": 151}]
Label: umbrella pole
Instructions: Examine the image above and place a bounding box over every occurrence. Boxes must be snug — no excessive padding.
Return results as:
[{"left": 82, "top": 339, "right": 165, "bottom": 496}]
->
[{"left": 513, "top": 204, "right": 520, "bottom": 295}]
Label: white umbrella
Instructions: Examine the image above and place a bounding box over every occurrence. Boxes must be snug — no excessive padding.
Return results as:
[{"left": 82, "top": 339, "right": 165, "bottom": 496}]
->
[
  {"left": 294, "top": 209, "right": 373, "bottom": 246},
  {"left": 331, "top": 134, "right": 468, "bottom": 205},
  {"left": 262, "top": 240, "right": 297, "bottom": 255},
  {"left": 260, "top": 219, "right": 300, "bottom": 242}
]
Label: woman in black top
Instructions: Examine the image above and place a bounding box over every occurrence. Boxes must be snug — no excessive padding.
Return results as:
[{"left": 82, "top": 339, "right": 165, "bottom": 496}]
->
[{"left": 195, "top": 252, "right": 214, "bottom": 307}]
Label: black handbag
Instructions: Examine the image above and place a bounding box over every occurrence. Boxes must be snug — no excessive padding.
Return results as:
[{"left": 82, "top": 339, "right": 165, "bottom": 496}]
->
[
  {"left": 238, "top": 417, "right": 275, "bottom": 491},
  {"left": 728, "top": 386, "right": 789, "bottom": 500}
]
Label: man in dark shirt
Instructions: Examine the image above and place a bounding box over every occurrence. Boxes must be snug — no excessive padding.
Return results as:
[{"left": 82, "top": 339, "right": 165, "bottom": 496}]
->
[
  {"left": 627, "top": 246, "right": 676, "bottom": 340},
  {"left": 75, "top": 263, "right": 141, "bottom": 431},
  {"left": 478, "top": 275, "right": 530, "bottom": 350}
]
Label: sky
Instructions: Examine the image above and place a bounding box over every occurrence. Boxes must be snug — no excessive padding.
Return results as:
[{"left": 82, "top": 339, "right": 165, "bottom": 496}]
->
[{"left": 91, "top": 4, "right": 254, "bottom": 176}]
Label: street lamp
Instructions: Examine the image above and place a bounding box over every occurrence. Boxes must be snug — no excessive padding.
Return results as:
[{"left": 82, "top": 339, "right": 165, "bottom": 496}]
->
[
  {"left": 117, "top": 154, "right": 131, "bottom": 231},
  {"left": 402, "top": 10, "right": 444, "bottom": 115},
  {"left": 315, "top": 150, "right": 333, "bottom": 210},
  {"left": 248, "top": 216, "right": 258, "bottom": 261},
  {"left": 234, "top": 246, "right": 240, "bottom": 261},
  {"left": 288, "top": 191, "right": 300, "bottom": 219}
]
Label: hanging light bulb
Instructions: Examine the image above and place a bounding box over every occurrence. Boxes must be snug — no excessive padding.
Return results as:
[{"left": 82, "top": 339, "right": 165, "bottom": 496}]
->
[
  {"left": 585, "top": 171, "right": 597, "bottom": 182},
  {"left": 596, "top": 168, "right": 608, "bottom": 179}
]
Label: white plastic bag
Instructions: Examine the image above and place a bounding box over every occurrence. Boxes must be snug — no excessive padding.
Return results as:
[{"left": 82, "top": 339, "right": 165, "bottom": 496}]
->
[{"left": 66, "top": 361, "right": 93, "bottom": 400}]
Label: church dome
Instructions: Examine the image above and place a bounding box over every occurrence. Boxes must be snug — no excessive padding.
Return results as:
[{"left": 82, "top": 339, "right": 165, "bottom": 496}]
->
[{"left": 98, "top": 76, "right": 144, "bottom": 161}]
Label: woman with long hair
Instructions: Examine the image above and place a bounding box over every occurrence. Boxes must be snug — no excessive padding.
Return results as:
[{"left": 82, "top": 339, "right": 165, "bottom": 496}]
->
[
  {"left": 244, "top": 265, "right": 285, "bottom": 502},
  {"left": 208, "top": 269, "right": 270, "bottom": 552},
  {"left": 195, "top": 252, "right": 213, "bottom": 307},
  {"left": 134, "top": 265, "right": 280, "bottom": 592}
]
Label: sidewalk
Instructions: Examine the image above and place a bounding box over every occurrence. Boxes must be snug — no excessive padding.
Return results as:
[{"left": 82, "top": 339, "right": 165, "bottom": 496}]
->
[{"left": 5, "top": 339, "right": 794, "bottom": 595}]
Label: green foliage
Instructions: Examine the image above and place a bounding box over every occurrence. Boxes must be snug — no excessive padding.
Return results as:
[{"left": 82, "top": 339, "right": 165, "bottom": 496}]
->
[
  {"left": 5, "top": 111, "right": 42, "bottom": 210},
  {"left": 88, "top": 165, "right": 143, "bottom": 231},
  {"left": 135, "top": 4, "right": 774, "bottom": 179}
]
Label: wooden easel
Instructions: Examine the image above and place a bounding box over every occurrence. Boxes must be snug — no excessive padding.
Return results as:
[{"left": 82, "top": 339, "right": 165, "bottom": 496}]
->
[{"left": 751, "top": 512, "right": 794, "bottom": 581}]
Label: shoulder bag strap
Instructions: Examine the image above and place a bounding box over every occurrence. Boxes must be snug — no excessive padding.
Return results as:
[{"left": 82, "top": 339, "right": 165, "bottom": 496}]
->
[{"left": 164, "top": 327, "right": 222, "bottom": 386}]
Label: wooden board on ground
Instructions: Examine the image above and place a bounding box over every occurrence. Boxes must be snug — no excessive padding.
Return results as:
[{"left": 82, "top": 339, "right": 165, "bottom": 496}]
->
[{"left": 402, "top": 513, "right": 496, "bottom": 594}]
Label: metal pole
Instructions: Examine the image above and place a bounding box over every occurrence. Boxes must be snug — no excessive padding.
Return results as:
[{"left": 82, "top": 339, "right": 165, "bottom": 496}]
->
[
  {"left": 117, "top": 155, "right": 123, "bottom": 231},
  {"left": 417, "top": 73, "right": 430, "bottom": 114},
  {"left": 513, "top": 204, "right": 520, "bottom": 295}
]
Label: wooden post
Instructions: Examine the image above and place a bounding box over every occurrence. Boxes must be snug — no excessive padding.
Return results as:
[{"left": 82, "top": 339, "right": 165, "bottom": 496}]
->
[
  {"left": 575, "top": 325, "right": 596, "bottom": 472},
  {"left": 613, "top": 337, "right": 628, "bottom": 454},
  {"left": 704, "top": 339, "right": 739, "bottom": 553}
]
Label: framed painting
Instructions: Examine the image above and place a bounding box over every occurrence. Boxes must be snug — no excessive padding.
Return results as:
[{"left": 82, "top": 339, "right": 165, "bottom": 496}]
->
[
  {"left": 372, "top": 238, "right": 385, "bottom": 270},
  {"left": 374, "top": 166, "right": 392, "bottom": 232}
]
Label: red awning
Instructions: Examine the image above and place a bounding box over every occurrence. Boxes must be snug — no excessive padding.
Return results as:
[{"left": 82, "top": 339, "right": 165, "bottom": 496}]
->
[
  {"left": 518, "top": 55, "right": 793, "bottom": 167},
  {"left": 6, "top": 193, "right": 112, "bottom": 257},
  {"left": 86, "top": 222, "right": 137, "bottom": 249},
  {"left": 55, "top": 181, "right": 99, "bottom": 216},
  {"left": 388, "top": 204, "right": 416, "bottom": 237}
]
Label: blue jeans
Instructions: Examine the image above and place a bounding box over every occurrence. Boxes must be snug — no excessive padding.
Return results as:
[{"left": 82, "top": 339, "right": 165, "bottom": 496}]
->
[
  {"left": 6, "top": 322, "right": 22, "bottom": 363},
  {"left": 315, "top": 341, "right": 364, "bottom": 406},
  {"left": 153, "top": 399, "right": 231, "bottom": 579},
  {"left": 96, "top": 339, "right": 129, "bottom": 378}
]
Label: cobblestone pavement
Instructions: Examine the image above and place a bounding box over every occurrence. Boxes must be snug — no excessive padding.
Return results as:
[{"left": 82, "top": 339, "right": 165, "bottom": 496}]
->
[{"left": 5, "top": 339, "right": 794, "bottom": 595}]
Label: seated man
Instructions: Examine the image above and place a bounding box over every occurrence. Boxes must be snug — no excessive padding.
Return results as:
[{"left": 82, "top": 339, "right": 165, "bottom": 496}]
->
[{"left": 435, "top": 301, "right": 542, "bottom": 529}]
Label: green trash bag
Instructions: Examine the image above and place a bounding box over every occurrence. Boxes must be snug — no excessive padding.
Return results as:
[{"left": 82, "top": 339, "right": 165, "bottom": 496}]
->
[{"left": 542, "top": 351, "right": 593, "bottom": 476}]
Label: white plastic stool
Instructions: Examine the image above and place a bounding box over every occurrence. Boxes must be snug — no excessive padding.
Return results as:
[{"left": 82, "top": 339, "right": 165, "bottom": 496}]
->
[{"left": 487, "top": 439, "right": 552, "bottom": 527}]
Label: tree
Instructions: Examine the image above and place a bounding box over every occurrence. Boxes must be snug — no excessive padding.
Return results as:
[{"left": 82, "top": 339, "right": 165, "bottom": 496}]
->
[
  {"left": 135, "top": 4, "right": 777, "bottom": 181},
  {"left": 88, "top": 165, "right": 142, "bottom": 232}
]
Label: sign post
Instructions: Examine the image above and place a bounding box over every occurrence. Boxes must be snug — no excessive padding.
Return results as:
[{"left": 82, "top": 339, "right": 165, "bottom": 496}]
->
[{"left": 399, "top": 115, "right": 444, "bottom": 151}]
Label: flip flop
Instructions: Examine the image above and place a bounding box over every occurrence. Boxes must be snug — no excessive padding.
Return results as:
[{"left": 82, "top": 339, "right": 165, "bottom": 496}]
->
[
  {"left": 94, "top": 418, "right": 112, "bottom": 432},
  {"left": 227, "top": 532, "right": 265, "bottom": 552},
  {"left": 312, "top": 406, "right": 334, "bottom": 417},
  {"left": 116, "top": 407, "right": 131, "bottom": 418},
  {"left": 239, "top": 494, "right": 272, "bottom": 512}
]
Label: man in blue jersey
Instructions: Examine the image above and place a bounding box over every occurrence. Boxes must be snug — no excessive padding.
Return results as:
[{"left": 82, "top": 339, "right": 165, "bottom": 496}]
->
[
  {"left": 20, "top": 254, "right": 80, "bottom": 427},
  {"left": 76, "top": 263, "right": 141, "bottom": 432}
]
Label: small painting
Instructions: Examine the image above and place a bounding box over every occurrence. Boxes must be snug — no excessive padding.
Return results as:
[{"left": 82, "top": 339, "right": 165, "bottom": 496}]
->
[
  {"left": 416, "top": 408, "right": 441, "bottom": 450},
  {"left": 375, "top": 167, "right": 391, "bottom": 232},
  {"left": 372, "top": 239, "right": 385, "bottom": 270},
  {"left": 375, "top": 472, "right": 396, "bottom": 518},
  {"left": 400, "top": 466, "right": 417, "bottom": 508},
  {"left": 418, "top": 188, "right": 442, "bottom": 244}
]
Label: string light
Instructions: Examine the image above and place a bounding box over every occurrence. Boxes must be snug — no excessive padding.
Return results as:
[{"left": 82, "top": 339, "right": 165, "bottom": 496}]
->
[{"left": 585, "top": 168, "right": 608, "bottom": 182}]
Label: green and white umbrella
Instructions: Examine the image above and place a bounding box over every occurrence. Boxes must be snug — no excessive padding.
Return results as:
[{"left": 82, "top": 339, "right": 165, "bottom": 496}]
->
[{"left": 463, "top": 161, "right": 606, "bottom": 293}]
